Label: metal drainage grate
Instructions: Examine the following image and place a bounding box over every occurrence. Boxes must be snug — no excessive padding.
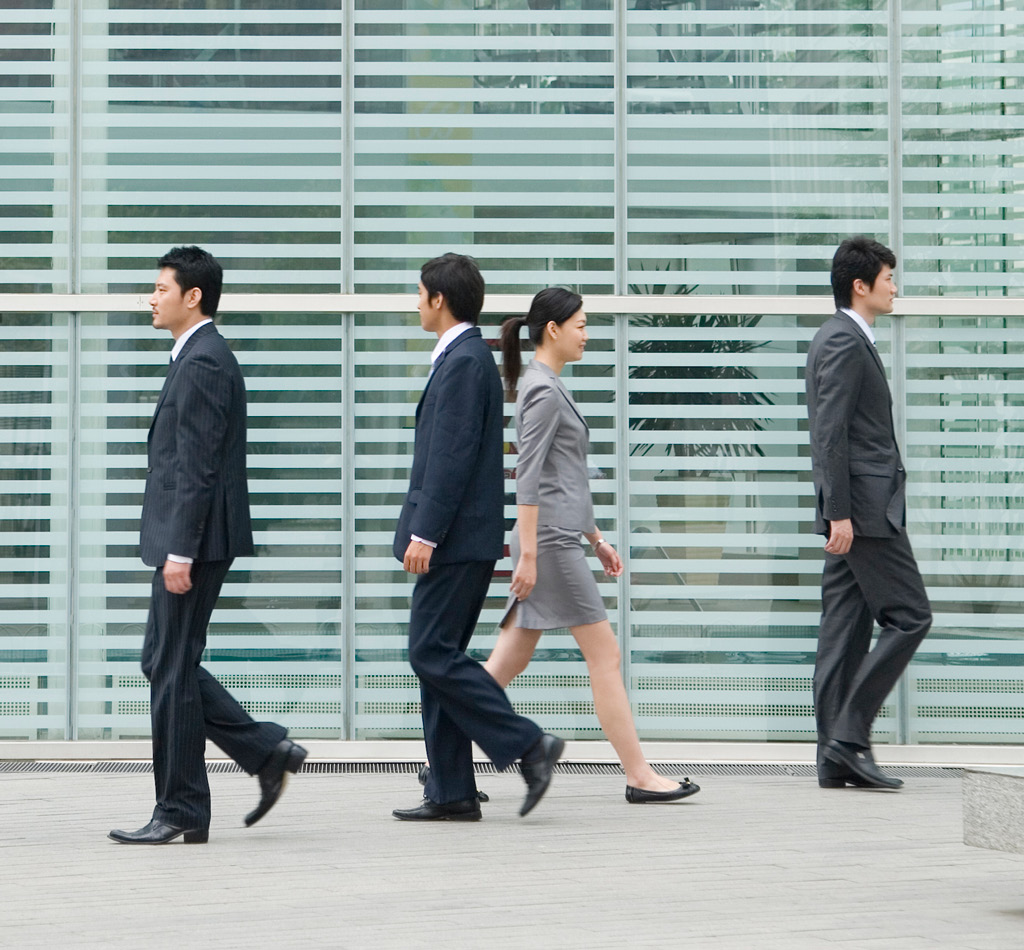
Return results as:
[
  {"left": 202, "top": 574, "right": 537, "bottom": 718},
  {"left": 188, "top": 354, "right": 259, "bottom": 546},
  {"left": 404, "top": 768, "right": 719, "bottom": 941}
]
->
[{"left": 0, "top": 760, "right": 964, "bottom": 778}]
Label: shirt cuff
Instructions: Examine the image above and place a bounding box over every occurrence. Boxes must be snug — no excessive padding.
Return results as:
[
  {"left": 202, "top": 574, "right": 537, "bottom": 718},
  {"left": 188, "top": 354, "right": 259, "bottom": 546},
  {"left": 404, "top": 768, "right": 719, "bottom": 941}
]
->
[
  {"left": 166, "top": 554, "right": 194, "bottom": 564},
  {"left": 410, "top": 534, "right": 437, "bottom": 549}
]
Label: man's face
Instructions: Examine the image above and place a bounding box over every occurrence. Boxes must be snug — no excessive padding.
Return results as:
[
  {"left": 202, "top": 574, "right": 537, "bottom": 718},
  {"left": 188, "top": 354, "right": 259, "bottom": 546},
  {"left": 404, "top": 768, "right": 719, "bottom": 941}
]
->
[
  {"left": 417, "top": 280, "right": 442, "bottom": 334},
  {"left": 855, "top": 265, "right": 897, "bottom": 319},
  {"left": 148, "top": 267, "right": 198, "bottom": 337}
]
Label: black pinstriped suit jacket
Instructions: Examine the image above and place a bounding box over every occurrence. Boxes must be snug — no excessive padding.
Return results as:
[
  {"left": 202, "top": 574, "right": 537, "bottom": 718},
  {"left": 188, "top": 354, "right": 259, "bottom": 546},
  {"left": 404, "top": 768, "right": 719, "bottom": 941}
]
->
[
  {"left": 805, "top": 310, "right": 906, "bottom": 539},
  {"left": 139, "top": 322, "right": 253, "bottom": 567}
]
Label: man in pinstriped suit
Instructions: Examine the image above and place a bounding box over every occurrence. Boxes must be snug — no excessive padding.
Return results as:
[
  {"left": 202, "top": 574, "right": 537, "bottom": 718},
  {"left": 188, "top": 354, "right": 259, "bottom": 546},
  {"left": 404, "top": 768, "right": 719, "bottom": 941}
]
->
[
  {"left": 806, "top": 237, "right": 932, "bottom": 791},
  {"left": 109, "top": 246, "right": 305, "bottom": 845}
]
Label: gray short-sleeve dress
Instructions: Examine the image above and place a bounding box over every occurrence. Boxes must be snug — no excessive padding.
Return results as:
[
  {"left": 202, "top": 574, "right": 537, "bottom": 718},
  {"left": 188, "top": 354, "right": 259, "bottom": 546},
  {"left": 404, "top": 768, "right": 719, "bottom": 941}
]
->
[{"left": 503, "top": 360, "right": 607, "bottom": 631}]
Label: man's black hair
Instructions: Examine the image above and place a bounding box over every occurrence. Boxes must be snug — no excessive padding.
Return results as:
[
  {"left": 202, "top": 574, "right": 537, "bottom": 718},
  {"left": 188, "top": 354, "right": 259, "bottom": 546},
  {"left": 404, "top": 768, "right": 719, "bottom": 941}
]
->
[
  {"left": 158, "top": 245, "right": 223, "bottom": 318},
  {"left": 420, "top": 253, "right": 485, "bottom": 325},
  {"left": 831, "top": 236, "right": 896, "bottom": 310}
]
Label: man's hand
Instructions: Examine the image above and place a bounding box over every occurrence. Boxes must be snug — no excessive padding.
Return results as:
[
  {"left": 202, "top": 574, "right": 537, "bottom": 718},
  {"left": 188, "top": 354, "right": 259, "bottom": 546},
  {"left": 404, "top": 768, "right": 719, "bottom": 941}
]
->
[
  {"left": 163, "top": 559, "right": 193, "bottom": 594},
  {"left": 403, "top": 540, "right": 434, "bottom": 575},
  {"left": 824, "top": 518, "right": 854, "bottom": 555}
]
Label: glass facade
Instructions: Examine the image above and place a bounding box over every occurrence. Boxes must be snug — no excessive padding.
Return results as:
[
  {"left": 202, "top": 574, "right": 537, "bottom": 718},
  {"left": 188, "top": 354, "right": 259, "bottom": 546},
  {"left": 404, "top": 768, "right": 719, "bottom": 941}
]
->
[{"left": 2, "top": 0, "right": 1023, "bottom": 745}]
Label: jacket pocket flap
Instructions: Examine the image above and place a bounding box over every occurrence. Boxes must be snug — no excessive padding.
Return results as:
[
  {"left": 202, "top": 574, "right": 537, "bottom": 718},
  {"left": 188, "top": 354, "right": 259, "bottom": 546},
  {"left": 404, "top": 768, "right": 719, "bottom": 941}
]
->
[{"left": 849, "top": 460, "right": 893, "bottom": 477}]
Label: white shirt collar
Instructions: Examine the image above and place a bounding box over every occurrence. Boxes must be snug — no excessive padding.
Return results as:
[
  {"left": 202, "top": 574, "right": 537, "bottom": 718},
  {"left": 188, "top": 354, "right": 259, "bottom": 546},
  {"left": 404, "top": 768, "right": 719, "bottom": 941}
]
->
[
  {"left": 430, "top": 321, "right": 473, "bottom": 365},
  {"left": 170, "top": 318, "right": 213, "bottom": 361},
  {"left": 840, "top": 307, "right": 876, "bottom": 346}
]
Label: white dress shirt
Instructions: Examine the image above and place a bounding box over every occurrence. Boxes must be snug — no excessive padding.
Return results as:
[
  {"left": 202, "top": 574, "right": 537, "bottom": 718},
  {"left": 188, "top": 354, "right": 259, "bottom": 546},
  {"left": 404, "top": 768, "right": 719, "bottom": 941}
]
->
[
  {"left": 170, "top": 317, "right": 212, "bottom": 362},
  {"left": 840, "top": 307, "right": 876, "bottom": 346},
  {"left": 411, "top": 321, "right": 474, "bottom": 549},
  {"left": 165, "top": 318, "right": 213, "bottom": 565}
]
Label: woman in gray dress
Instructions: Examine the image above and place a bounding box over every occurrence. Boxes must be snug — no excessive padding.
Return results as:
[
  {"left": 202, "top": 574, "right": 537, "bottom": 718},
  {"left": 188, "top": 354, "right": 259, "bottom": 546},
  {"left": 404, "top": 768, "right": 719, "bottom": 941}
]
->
[{"left": 489, "top": 288, "right": 699, "bottom": 803}]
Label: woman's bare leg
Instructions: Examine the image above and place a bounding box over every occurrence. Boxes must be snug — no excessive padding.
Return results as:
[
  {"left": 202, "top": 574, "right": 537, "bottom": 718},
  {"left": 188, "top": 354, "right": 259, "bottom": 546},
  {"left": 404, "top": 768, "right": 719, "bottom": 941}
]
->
[
  {"left": 483, "top": 617, "right": 544, "bottom": 687},
  {"left": 571, "top": 619, "right": 678, "bottom": 791}
]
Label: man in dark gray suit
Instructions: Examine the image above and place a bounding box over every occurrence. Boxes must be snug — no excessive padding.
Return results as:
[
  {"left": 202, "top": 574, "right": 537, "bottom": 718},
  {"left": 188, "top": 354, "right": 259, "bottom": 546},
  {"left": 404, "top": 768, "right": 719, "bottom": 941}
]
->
[
  {"left": 805, "top": 236, "right": 932, "bottom": 790},
  {"left": 109, "top": 246, "right": 305, "bottom": 844},
  {"left": 391, "top": 253, "right": 563, "bottom": 822}
]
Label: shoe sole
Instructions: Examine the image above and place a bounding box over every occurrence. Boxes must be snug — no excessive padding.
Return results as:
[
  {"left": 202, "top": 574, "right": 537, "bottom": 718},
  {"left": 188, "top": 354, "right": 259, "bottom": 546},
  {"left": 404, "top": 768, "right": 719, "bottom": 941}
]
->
[
  {"left": 520, "top": 736, "right": 565, "bottom": 817},
  {"left": 392, "top": 811, "right": 482, "bottom": 822},
  {"left": 108, "top": 828, "right": 208, "bottom": 845},
  {"left": 244, "top": 743, "right": 309, "bottom": 827},
  {"left": 625, "top": 783, "right": 701, "bottom": 803}
]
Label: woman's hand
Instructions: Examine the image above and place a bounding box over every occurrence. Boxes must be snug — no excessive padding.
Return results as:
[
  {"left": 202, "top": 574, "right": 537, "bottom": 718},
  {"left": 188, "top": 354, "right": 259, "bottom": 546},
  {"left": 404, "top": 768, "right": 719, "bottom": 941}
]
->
[
  {"left": 596, "top": 541, "right": 623, "bottom": 577},
  {"left": 510, "top": 552, "right": 537, "bottom": 600}
]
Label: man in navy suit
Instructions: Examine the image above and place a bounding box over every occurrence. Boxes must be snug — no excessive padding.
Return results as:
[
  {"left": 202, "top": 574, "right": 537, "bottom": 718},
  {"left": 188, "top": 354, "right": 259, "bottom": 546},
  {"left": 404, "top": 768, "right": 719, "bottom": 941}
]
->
[
  {"left": 392, "top": 253, "right": 564, "bottom": 821},
  {"left": 806, "top": 237, "right": 932, "bottom": 790},
  {"left": 109, "top": 246, "right": 306, "bottom": 844}
]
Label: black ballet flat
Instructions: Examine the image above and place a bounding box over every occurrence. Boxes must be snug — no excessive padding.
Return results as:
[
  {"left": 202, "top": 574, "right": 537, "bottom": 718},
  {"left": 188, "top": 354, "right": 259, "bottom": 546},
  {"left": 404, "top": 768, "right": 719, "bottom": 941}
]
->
[{"left": 625, "top": 778, "right": 701, "bottom": 803}]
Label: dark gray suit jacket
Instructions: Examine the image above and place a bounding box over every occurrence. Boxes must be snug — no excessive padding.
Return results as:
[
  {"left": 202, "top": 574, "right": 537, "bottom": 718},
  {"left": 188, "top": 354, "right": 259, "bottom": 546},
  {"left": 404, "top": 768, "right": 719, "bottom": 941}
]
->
[
  {"left": 392, "top": 326, "right": 505, "bottom": 565},
  {"left": 139, "top": 322, "right": 254, "bottom": 567},
  {"left": 805, "top": 310, "right": 906, "bottom": 538}
]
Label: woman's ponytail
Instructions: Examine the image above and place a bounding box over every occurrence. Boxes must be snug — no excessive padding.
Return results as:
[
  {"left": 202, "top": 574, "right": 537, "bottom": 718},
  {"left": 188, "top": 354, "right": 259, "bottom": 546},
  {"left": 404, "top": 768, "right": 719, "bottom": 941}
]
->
[{"left": 499, "top": 315, "right": 528, "bottom": 397}]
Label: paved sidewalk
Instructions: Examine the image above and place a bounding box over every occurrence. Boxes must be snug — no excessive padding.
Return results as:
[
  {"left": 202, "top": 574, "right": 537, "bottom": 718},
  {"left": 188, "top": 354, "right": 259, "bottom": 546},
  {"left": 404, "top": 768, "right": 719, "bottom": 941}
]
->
[{"left": 2, "top": 766, "right": 1022, "bottom": 950}]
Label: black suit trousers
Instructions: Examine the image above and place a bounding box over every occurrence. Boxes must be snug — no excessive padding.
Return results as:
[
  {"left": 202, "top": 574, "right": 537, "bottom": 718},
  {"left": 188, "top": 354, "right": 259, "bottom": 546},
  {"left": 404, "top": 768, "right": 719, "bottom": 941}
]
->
[
  {"left": 408, "top": 560, "right": 542, "bottom": 805},
  {"left": 814, "top": 531, "right": 932, "bottom": 751},
  {"left": 142, "top": 560, "right": 286, "bottom": 827}
]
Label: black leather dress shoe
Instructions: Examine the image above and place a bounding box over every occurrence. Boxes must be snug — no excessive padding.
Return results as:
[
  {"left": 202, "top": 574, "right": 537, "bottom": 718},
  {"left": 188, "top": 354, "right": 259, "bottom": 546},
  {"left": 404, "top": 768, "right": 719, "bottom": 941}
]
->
[
  {"left": 817, "top": 758, "right": 872, "bottom": 789},
  {"left": 519, "top": 733, "right": 565, "bottom": 817},
  {"left": 823, "top": 740, "right": 903, "bottom": 790},
  {"left": 108, "top": 819, "right": 208, "bottom": 845},
  {"left": 392, "top": 797, "right": 482, "bottom": 821},
  {"left": 245, "top": 738, "right": 308, "bottom": 827},
  {"left": 417, "top": 763, "right": 489, "bottom": 803},
  {"left": 625, "top": 778, "right": 700, "bottom": 803}
]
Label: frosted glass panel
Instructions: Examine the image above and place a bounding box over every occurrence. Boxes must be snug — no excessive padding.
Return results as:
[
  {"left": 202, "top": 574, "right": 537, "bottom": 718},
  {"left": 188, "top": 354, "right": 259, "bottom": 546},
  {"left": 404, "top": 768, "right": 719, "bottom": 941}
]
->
[
  {"left": 0, "top": 314, "right": 69, "bottom": 739},
  {"left": 0, "top": 0, "right": 70, "bottom": 292}
]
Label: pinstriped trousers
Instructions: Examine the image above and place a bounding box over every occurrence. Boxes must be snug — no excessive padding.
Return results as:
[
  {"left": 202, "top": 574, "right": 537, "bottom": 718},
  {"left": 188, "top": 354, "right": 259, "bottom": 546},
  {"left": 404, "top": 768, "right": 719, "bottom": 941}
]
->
[
  {"left": 814, "top": 531, "right": 932, "bottom": 751},
  {"left": 141, "top": 560, "right": 286, "bottom": 828}
]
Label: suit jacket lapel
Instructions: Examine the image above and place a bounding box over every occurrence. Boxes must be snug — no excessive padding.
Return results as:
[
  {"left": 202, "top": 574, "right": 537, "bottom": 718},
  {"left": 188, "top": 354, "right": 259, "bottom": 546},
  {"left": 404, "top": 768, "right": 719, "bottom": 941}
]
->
[
  {"left": 554, "top": 377, "right": 589, "bottom": 430},
  {"left": 835, "top": 310, "right": 887, "bottom": 379},
  {"left": 150, "top": 323, "right": 217, "bottom": 425},
  {"left": 415, "top": 327, "right": 481, "bottom": 419},
  {"left": 529, "top": 359, "right": 589, "bottom": 430},
  {"left": 415, "top": 349, "right": 447, "bottom": 420}
]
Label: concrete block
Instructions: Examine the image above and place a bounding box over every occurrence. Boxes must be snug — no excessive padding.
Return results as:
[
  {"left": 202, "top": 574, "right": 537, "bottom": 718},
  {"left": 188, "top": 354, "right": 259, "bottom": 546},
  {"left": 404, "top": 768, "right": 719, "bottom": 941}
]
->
[{"left": 963, "top": 768, "right": 1024, "bottom": 855}]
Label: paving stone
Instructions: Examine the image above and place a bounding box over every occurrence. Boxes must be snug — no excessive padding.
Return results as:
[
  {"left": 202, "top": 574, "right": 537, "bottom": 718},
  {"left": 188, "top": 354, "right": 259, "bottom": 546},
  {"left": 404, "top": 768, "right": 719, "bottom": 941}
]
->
[{"left": 2, "top": 769, "right": 1023, "bottom": 949}]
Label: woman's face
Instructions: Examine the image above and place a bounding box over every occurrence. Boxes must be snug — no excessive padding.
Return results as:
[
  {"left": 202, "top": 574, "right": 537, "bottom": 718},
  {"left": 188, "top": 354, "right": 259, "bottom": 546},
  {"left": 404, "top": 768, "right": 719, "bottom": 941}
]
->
[{"left": 546, "top": 308, "right": 588, "bottom": 363}]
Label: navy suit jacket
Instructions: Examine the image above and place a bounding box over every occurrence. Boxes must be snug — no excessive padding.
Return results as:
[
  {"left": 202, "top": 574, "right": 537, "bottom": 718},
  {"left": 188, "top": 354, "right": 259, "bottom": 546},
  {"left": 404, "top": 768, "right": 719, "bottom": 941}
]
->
[
  {"left": 139, "top": 322, "right": 254, "bottom": 567},
  {"left": 805, "top": 310, "right": 906, "bottom": 539},
  {"left": 393, "top": 327, "right": 505, "bottom": 565}
]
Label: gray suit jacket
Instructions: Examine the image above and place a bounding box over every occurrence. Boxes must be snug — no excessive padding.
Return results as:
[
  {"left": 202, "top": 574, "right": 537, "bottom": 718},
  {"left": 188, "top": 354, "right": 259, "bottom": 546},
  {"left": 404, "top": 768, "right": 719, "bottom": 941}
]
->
[
  {"left": 805, "top": 310, "right": 906, "bottom": 538},
  {"left": 139, "top": 322, "right": 254, "bottom": 566},
  {"left": 514, "top": 359, "right": 595, "bottom": 532}
]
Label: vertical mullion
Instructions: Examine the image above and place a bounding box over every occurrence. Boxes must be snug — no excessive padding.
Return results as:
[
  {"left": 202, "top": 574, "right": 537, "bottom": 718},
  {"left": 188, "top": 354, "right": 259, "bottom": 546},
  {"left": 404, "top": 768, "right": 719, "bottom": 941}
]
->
[
  {"left": 65, "top": 0, "right": 84, "bottom": 740},
  {"left": 341, "top": 0, "right": 354, "bottom": 296},
  {"left": 888, "top": 0, "right": 910, "bottom": 745},
  {"left": 614, "top": 0, "right": 627, "bottom": 298},
  {"left": 614, "top": 0, "right": 632, "bottom": 715},
  {"left": 340, "top": 0, "right": 355, "bottom": 739},
  {"left": 341, "top": 311, "right": 355, "bottom": 740}
]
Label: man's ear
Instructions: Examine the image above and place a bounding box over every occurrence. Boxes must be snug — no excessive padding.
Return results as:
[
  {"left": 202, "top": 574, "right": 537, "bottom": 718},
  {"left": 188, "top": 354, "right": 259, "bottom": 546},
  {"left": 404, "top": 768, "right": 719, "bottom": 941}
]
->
[{"left": 185, "top": 286, "right": 203, "bottom": 311}]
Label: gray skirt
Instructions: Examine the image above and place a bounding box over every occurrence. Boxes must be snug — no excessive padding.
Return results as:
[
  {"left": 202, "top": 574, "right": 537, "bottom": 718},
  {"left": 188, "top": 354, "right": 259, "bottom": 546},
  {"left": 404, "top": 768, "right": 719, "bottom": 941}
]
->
[{"left": 501, "top": 523, "right": 608, "bottom": 631}]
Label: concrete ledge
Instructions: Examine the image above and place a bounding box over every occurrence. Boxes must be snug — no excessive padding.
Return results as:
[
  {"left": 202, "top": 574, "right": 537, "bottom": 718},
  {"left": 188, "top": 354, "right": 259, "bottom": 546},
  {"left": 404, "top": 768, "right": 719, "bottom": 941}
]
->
[
  {"left": 5, "top": 739, "right": 1024, "bottom": 767},
  {"left": 963, "top": 768, "right": 1024, "bottom": 855}
]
